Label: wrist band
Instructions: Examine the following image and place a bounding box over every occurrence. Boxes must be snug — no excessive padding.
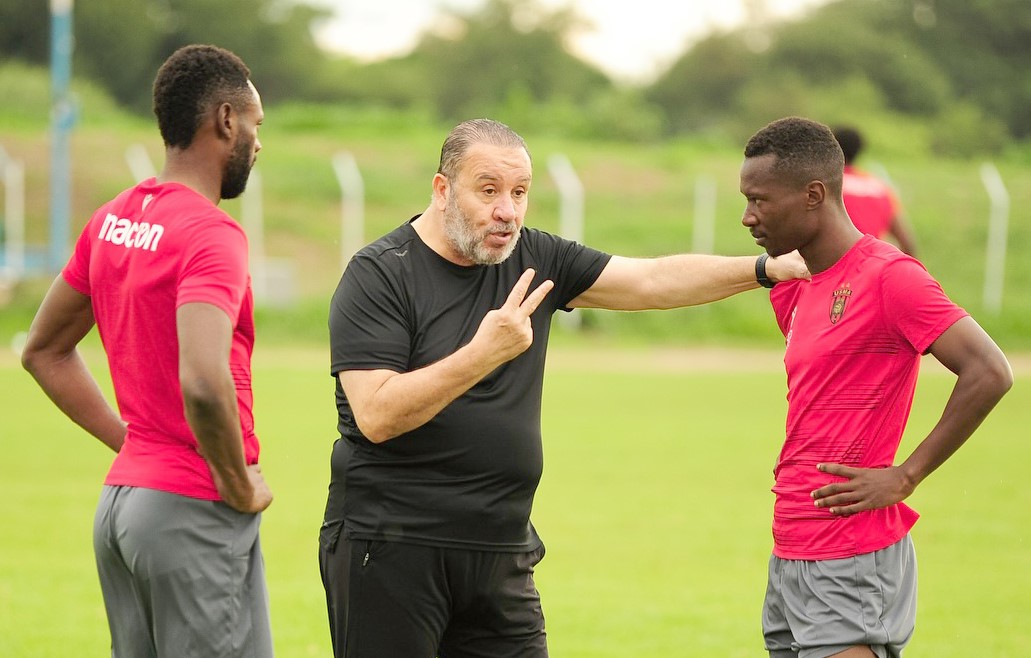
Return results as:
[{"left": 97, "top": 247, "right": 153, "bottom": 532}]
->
[{"left": 755, "top": 253, "right": 776, "bottom": 288}]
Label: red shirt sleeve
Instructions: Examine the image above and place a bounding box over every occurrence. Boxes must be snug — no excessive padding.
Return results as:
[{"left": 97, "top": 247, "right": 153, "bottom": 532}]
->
[{"left": 176, "top": 219, "right": 250, "bottom": 322}]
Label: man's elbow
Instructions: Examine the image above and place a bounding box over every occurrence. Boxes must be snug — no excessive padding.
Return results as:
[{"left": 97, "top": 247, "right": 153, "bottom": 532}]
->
[
  {"left": 351, "top": 409, "right": 401, "bottom": 444},
  {"left": 20, "top": 348, "right": 38, "bottom": 376},
  {"left": 970, "top": 353, "right": 1014, "bottom": 409},
  {"left": 20, "top": 342, "right": 49, "bottom": 379},
  {"left": 180, "top": 371, "right": 226, "bottom": 420},
  {"left": 987, "top": 357, "right": 1014, "bottom": 401},
  {"left": 355, "top": 418, "right": 397, "bottom": 444}
]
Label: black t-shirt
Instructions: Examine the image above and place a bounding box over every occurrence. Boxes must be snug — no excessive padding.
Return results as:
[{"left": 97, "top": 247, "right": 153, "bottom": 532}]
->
[{"left": 322, "top": 218, "right": 611, "bottom": 551}]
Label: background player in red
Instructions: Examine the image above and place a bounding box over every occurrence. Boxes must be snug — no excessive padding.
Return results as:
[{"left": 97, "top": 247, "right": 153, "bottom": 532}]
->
[
  {"left": 833, "top": 125, "right": 919, "bottom": 257},
  {"left": 741, "top": 116, "right": 1011, "bottom": 658},
  {"left": 21, "top": 44, "right": 274, "bottom": 657}
]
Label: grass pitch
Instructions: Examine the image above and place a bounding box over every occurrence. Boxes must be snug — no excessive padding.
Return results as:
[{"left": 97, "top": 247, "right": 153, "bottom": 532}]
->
[{"left": 1, "top": 345, "right": 1028, "bottom": 657}]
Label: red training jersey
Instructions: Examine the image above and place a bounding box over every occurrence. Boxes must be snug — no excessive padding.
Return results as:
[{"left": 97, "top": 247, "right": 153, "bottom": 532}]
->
[
  {"left": 842, "top": 165, "right": 900, "bottom": 239},
  {"left": 63, "top": 179, "right": 259, "bottom": 501},
  {"left": 768, "top": 236, "right": 966, "bottom": 560}
]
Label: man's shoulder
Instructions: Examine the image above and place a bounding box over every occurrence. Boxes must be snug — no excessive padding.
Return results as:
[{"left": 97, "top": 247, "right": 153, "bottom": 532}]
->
[
  {"left": 356, "top": 222, "right": 418, "bottom": 262},
  {"left": 856, "top": 235, "right": 915, "bottom": 265},
  {"left": 849, "top": 238, "right": 937, "bottom": 297},
  {"left": 518, "top": 225, "right": 565, "bottom": 246},
  {"left": 516, "top": 226, "right": 606, "bottom": 262}
]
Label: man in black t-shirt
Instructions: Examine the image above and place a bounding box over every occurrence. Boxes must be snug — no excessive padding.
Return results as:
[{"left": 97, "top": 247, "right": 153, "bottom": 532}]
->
[{"left": 321, "top": 118, "right": 806, "bottom": 658}]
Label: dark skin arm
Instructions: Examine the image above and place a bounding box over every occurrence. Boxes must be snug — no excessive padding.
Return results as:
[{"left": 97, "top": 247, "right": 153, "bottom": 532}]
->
[
  {"left": 21, "top": 277, "right": 127, "bottom": 452},
  {"left": 812, "top": 316, "right": 1012, "bottom": 516},
  {"left": 178, "top": 302, "right": 272, "bottom": 513}
]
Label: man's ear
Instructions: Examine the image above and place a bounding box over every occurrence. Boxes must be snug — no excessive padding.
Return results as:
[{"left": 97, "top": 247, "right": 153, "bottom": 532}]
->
[
  {"left": 215, "top": 102, "right": 235, "bottom": 141},
  {"left": 805, "top": 180, "right": 826, "bottom": 210},
  {"left": 431, "top": 172, "right": 449, "bottom": 210}
]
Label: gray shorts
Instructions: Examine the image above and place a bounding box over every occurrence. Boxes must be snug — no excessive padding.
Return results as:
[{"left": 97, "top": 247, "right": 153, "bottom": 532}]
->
[
  {"left": 93, "top": 485, "right": 273, "bottom": 658},
  {"left": 762, "top": 535, "right": 917, "bottom": 658}
]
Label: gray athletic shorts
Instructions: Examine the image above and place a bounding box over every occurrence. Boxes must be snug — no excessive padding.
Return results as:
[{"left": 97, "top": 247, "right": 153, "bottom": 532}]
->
[
  {"left": 762, "top": 534, "right": 917, "bottom": 658},
  {"left": 93, "top": 485, "right": 273, "bottom": 657}
]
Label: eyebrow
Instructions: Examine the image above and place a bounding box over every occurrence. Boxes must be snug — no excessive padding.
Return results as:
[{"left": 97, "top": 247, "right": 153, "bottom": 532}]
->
[{"left": 471, "top": 172, "right": 531, "bottom": 184}]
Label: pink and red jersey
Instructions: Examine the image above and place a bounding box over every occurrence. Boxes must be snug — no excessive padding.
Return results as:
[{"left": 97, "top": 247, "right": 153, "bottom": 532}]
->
[
  {"left": 63, "top": 179, "right": 259, "bottom": 501},
  {"left": 768, "top": 236, "right": 966, "bottom": 560},
  {"left": 842, "top": 165, "right": 900, "bottom": 239}
]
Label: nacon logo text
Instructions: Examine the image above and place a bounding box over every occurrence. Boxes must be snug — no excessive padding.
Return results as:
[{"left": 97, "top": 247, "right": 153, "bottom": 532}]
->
[{"left": 98, "top": 213, "right": 164, "bottom": 252}]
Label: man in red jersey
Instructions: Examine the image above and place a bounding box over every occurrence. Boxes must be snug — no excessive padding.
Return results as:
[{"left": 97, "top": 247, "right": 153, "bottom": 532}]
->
[
  {"left": 740, "top": 116, "right": 1011, "bottom": 658},
  {"left": 833, "top": 125, "right": 918, "bottom": 257},
  {"left": 22, "top": 44, "right": 273, "bottom": 657}
]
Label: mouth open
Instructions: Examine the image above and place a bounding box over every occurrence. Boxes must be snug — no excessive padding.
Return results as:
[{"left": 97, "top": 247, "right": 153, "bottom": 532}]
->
[{"left": 489, "top": 234, "right": 513, "bottom": 248}]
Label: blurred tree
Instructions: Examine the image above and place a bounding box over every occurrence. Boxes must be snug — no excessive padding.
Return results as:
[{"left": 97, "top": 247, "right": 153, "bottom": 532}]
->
[
  {"left": 1, "top": 0, "right": 331, "bottom": 114},
  {"left": 3, "top": 0, "right": 1030, "bottom": 151},
  {"left": 0, "top": 0, "right": 49, "bottom": 64},
  {"left": 646, "top": 31, "right": 760, "bottom": 135},
  {"left": 309, "top": 0, "right": 649, "bottom": 138},
  {"left": 86, "top": 0, "right": 331, "bottom": 111},
  {"left": 647, "top": 0, "right": 1029, "bottom": 153},
  {"left": 409, "top": 0, "right": 611, "bottom": 121},
  {"left": 898, "top": 0, "right": 1031, "bottom": 139},
  {"left": 72, "top": 0, "right": 166, "bottom": 114},
  {"left": 768, "top": 7, "right": 951, "bottom": 116}
]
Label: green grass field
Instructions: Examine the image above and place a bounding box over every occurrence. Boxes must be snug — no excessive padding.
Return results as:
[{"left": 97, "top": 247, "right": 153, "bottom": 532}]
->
[
  {"left": 1, "top": 343, "right": 1028, "bottom": 657},
  {"left": 4, "top": 63, "right": 1030, "bottom": 656}
]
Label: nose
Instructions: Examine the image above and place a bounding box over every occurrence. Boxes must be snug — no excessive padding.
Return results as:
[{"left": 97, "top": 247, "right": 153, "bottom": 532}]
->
[
  {"left": 493, "top": 195, "right": 518, "bottom": 222},
  {"left": 254, "top": 136, "right": 262, "bottom": 154},
  {"left": 741, "top": 206, "right": 757, "bottom": 227}
]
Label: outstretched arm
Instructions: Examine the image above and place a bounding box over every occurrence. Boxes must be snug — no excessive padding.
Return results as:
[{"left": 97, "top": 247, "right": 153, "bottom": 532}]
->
[
  {"left": 567, "top": 251, "right": 807, "bottom": 311},
  {"left": 21, "top": 276, "right": 126, "bottom": 452},
  {"left": 812, "top": 316, "right": 1012, "bottom": 516},
  {"left": 341, "top": 268, "right": 554, "bottom": 443}
]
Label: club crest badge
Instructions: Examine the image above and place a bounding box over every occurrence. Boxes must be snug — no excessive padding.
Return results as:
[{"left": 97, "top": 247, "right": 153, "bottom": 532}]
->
[{"left": 830, "top": 284, "right": 852, "bottom": 324}]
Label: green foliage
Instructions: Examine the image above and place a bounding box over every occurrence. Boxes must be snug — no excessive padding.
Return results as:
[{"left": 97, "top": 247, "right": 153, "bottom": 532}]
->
[
  {"left": 768, "top": 2, "right": 951, "bottom": 115},
  {"left": 418, "top": 0, "right": 609, "bottom": 118},
  {"left": 35, "top": 0, "right": 332, "bottom": 113},
  {"left": 930, "top": 101, "right": 1010, "bottom": 157},
  {"left": 269, "top": 101, "right": 442, "bottom": 137},
  {"left": 647, "top": 31, "right": 761, "bottom": 135},
  {"left": 3, "top": 65, "right": 1031, "bottom": 351},
  {"left": 487, "top": 85, "right": 664, "bottom": 142},
  {"left": 309, "top": 56, "right": 431, "bottom": 109},
  {"left": 0, "top": 61, "right": 130, "bottom": 129},
  {"left": 3, "top": 0, "right": 1031, "bottom": 155},
  {"left": 648, "top": 0, "right": 1030, "bottom": 155},
  {"left": 899, "top": 0, "right": 1031, "bottom": 139},
  {"left": 0, "top": 62, "right": 54, "bottom": 128},
  {"left": 0, "top": 0, "right": 48, "bottom": 64}
]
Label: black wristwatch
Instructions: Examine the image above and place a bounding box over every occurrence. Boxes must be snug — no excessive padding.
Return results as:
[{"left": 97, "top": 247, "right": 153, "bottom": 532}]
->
[{"left": 755, "top": 253, "right": 776, "bottom": 289}]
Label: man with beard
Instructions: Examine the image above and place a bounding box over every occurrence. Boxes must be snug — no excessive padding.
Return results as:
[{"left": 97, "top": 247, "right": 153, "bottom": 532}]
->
[
  {"left": 22, "top": 44, "right": 273, "bottom": 657},
  {"left": 320, "top": 117, "right": 808, "bottom": 657}
]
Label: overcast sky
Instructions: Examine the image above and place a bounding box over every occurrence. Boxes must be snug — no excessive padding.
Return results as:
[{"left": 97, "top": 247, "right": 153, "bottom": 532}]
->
[{"left": 308, "top": 0, "right": 832, "bottom": 82}]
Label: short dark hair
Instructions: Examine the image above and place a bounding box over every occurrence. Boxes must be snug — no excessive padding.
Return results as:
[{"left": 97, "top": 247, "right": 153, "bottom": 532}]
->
[
  {"left": 832, "top": 126, "right": 863, "bottom": 165},
  {"left": 437, "top": 118, "right": 530, "bottom": 181},
  {"left": 152, "top": 44, "right": 252, "bottom": 149},
  {"left": 744, "top": 116, "right": 844, "bottom": 193}
]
